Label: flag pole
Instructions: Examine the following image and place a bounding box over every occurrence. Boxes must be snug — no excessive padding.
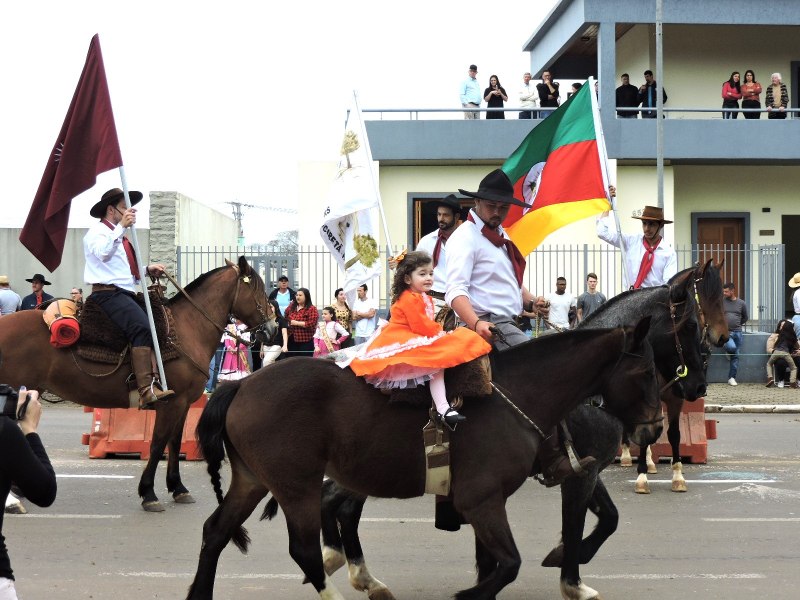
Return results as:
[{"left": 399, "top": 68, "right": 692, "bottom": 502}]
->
[
  {"left": 351, "top": 91, "right": 393, "bottom": 257},
  {"left": 118, "top": 166, "right": 168, "bottom": 389},
  {"left": 588, "top": 77, "right": 630, "bottom": 290}
]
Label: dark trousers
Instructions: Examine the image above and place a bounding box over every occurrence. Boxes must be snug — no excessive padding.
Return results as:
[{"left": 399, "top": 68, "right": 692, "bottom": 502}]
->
[
  {"left": 768, "top": 111, "right": 787, "bottom": 119},
  {"left": 90, "top": 289, "right": 152, "bottom": 347},
  {"left": 722, "top": 100, "right": 739, "bottom": 119},
  {"left": 518, "top": 111, "right": 533, "bottom": 119},
  {"left": 742, "top": 99, "right": 761, "bottom": 119},
  {"left": 287, "top": 338, "right": 314, "bottom": 357}
]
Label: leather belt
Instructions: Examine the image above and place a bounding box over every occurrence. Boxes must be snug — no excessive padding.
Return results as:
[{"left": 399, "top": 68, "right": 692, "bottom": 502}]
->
[
  {"left": 429, "top": 291, "right": 445, "bottom": 301},
  {"left": 91, "top": 284, "right": 118, "bottom": 293}
]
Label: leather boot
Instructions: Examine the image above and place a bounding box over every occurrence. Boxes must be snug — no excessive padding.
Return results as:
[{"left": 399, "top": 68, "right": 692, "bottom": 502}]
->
[
  {"left": 132, "top": 347, "right": 175, "bottom": 409},
  {"left": 537, "top": 427, "right": 596, "bottom": 488}
]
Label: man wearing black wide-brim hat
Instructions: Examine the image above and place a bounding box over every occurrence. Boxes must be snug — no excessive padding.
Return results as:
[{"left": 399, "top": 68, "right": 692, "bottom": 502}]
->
[
  {"left": 20, "top": 273, "right": 54, "bottom": 310},
  {"left": 444, "top": 169, "right": 596, "bottom": 487},
  {"left": 415, "top": 194, "right": 464, "bottom": 304},
  {"left": 83, "top": 188, "right": 174, "bottom": 409},
  {"left": 597, "top": 204, "right": 677, "bottom": 289}
]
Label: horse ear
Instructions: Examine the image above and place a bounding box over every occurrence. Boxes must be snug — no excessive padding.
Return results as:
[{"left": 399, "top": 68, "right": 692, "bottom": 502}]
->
[
  {"left": 633, "top": 316, "right": 652, "bottom": 346},
  {"left": 717, "top": 256, "right": 725, "bottom": 270},
  {"left": 225, "top": 259, "right": 235, "bottom": 268},
  {"left": 237, "top": 256, "right": 251, "bottom": 275}
]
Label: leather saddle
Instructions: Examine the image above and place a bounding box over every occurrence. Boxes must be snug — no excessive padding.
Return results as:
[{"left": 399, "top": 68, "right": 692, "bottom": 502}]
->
[{"left": 75, "top": 290, "right": 181, "bottom": 365}]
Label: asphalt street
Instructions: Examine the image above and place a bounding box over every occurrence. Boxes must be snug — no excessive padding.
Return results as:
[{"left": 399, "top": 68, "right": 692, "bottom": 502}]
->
[{"left": 5, "top": 403, "right": 800, "bottom": 599}]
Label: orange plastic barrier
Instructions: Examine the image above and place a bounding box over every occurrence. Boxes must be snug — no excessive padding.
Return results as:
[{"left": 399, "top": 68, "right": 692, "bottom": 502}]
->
[
  {"left": 625, "top": 398, "right": 714, "bottom": 464},
  {"left": 81, "top": 394, "right": 207, "bottom": 460}
]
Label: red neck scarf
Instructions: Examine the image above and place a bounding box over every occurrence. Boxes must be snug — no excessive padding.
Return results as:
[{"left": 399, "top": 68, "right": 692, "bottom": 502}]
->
[
  {"left": 102, "top": 219, "right": 140, "bottom": 280},
  {"left": 468, "top": 213, "right": 526, "bottom": 287},
  {"left": 432, "top": 228, "right": 453, "bottom": 268},
  {"left": 633, "top": 236, "right": 661, "bottom": 289}
]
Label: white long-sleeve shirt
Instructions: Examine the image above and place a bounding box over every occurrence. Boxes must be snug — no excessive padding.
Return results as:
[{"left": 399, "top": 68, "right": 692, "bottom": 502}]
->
[
  {"left": 596, "top": 214, "right": 677, "bottom": 288},
  {"left": 83, "top": 220, "right": 139, "bottom": 292},
  {"left": 793, "top": 288, "right": 800, "bottom": 314},
  {"left": 416, "top": 229, "right": 448, "bottom": 294},
  {"left": 445, "top": 209, "right": 523, "bottom": 318}
]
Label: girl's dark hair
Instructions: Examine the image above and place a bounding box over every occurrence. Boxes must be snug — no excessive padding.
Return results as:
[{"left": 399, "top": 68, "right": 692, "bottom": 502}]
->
[
  {"left": 489, "top": 74, "right": 503, "bottom": 88},
  {"left": 322, "top": 306, "right": 335, "bottom": 316},
  {"left": 333, "top": 288, "right": 352, "bottom": 322},
  {"left": 293, "top": 287, "right": 313, "bottom": 308},
  {"left": 391, "top": 250, "right": 433, "bottom": 304},
  {"left": 744, "top": 69, "right": 756, "bottom": 83},
  {"left": 727, "top": 71, "right": 740, "bottom": 92},
  {"left": 775, "top": 319, "right": 798, "bottom": 348}
]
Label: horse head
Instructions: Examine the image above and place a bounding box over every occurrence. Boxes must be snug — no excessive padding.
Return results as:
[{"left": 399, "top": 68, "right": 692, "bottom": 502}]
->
[
  {"left": 600, "top": 317, "right": 663, "bottom": 448},
  {"left": 224, "top": 256, "right": 275, "bottom": 339},
  {"left": 694, "top": 258, "right": 729, "bottom": 347},
  {"left": 660, "top": 273, "right": 708, "bottom": 401}
]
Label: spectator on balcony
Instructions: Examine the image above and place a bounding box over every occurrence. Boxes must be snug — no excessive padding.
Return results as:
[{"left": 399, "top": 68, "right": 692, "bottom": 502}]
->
[
  {"left": 740, "top": 69, "right": 763, "bottom": 120},
  {"left": 721, "top": 71, "right": 742, "bottom": 119},
  {"left": 766, "top": 73, "right": 789, "bottom": 120},
  {"left": 566, "top": 82, "right": 582, "bottom": 101},
  {"left": 638, "top": 70, "right": 667, "bottom": 119},
  {"left": 483, "top": 75, "right": 508, "bottom": 120},
  {"left": 536, "top": 70, "right": 560, "bottom": 118},
  {"left": 616, "top": 73, "right": 639, "bottom": 118},
  {"left": 460, "top": 64, "right": 481, "bottom": 120},
  {"left": 518, "top": 72, "right": 538, "bottom": 119}
]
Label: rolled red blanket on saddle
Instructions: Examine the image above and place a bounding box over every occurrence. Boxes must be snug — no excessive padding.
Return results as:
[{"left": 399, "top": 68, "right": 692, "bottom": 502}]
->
[{"left": 50, "top": 317, "right": 80, "bottom": 348}]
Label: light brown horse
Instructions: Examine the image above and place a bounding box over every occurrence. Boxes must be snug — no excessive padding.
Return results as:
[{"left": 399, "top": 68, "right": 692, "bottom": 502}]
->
[{"left": 0, "top": 256, "right": 272, "bottom": 512}]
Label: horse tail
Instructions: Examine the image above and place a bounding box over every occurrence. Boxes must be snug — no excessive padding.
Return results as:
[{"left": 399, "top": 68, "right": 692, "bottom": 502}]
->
[
  {"left": 197, "top": 381, "right": 242, "bottom": 504},
  {"left": 261, "top": 496, "right": 280, "bottom": 521}
]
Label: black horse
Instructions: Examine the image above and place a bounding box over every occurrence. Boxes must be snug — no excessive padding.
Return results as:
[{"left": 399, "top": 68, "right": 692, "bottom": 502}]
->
[
  {"left": 306, "top": 264, "right": 714, "bottom": 600},
  {"left": 187, "top": 321, "right": 661, "bottom": 600}
]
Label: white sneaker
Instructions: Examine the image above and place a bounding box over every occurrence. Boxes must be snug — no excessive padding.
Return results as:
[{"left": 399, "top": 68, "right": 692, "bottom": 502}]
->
[
  {"left": 778, "top": 380, "right": 784, "bottom": 388},
  {"left": 727, "top": 378, "right": 737, "bottom": 386}
]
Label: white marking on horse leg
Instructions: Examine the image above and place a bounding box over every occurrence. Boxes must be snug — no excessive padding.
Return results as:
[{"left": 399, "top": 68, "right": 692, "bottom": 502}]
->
[
  {"left": 322, "top": 545, "right": 346, "bottom": 575},
  {"left": 348, "top": 561, "right": 393, "bottom": 599},
  {"left": 619, "top": 445, "right": 633, "bottom": 467},
  {"left": 635, "top": 472, "right": 650, "bottom": 494},
  {"left": 671, "top": 461, "right": 687, "bottom": 492},
  {"left": 560, "top": 579, "right": 601, "bottom": 600},
  {"left": 646, "top": 445, "right": 657, "bottom": 474},
  {"left": 318, "top": 575, "right": 346, "bottom": 600}
]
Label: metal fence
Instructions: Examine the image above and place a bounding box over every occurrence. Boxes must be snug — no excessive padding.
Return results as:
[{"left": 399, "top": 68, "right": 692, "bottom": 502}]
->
[{"left": 176, "top": 243, "right": 784, "bottom": 332}]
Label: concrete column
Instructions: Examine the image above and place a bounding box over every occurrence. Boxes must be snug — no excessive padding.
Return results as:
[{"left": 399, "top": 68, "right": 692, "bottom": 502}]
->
[{"left": 148, "top": 192, "right": 179, "bottom": 277}]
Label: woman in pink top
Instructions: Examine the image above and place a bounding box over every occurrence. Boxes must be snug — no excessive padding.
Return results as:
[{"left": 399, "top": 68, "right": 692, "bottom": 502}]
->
[
  {"left": 721, "top": 71, "right": 742, "bottom": 119},
  {"left": 740, "top": 70, "right": 762, "bottom": 120}
]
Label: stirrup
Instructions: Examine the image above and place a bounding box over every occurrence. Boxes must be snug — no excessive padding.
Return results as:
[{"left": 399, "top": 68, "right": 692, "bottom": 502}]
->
[{"left": 438, "top": 408, "right": 465, "bottom": 431}]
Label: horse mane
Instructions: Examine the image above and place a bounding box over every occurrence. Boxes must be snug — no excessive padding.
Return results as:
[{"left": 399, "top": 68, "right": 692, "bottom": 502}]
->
[
  {"left": 496, "top": 326, "right": 623, "bottom": 356},
  {"left": 167, "top": 263, "right": 266, "bottom": 305},
  {"left": 580, "top": 285, "right": 667, "bottom": 327}
]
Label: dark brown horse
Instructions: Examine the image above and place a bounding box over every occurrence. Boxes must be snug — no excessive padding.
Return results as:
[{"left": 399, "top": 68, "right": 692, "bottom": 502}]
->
[
  {"left": 0, "top": 256, "right": 272, "bottom": 512},
  {"left": 187, "top": 319, "right": 662, "bottom": 600},
  {"left": 615, "top": 259, "right": 728, "bottom": 493}
]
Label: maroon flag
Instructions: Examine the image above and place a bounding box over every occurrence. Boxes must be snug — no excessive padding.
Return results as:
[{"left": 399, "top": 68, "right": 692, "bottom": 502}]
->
[{"left": 20, "top": 34, "right": 123, "bottom": 271}]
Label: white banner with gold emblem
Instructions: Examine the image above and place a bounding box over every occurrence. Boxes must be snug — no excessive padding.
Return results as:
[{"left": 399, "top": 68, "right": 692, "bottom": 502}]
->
[{"left": 320, "top": 99, "right": 381, "bottom": 298}]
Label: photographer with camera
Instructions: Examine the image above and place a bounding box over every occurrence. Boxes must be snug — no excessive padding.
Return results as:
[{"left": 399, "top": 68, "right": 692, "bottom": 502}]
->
[{"left": 0, "top": 385, "right": 57, "bottom": 599}]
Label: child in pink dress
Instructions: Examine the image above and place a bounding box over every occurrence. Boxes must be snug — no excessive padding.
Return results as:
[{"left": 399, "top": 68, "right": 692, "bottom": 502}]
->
[{"left": 313, "top": 307, "right": 350, "bottom": 357}]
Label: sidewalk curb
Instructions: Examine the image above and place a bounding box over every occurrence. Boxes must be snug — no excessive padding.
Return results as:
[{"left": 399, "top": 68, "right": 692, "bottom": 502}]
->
[{"left": 705, "top": 404, "right": 800, "bottom": 414}]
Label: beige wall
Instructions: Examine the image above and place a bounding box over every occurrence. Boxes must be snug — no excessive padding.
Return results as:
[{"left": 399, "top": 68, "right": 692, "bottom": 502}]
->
[{"left": 617, "top": 24, "right": 795, "bottom": 118}]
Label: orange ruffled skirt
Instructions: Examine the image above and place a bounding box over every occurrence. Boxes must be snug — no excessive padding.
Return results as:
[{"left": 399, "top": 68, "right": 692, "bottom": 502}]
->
[{"left": 350, "top": 324, "right": 491, "bottom": 389}]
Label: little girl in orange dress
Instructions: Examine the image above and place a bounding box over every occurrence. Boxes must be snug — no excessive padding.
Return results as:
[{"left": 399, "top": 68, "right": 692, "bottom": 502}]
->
[{"left": 350, "top": 251, "right": 492, "bottom": 427}]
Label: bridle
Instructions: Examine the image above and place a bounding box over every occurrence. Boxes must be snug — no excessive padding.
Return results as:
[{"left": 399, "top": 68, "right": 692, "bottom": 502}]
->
[{"left": 161, "top": 265, "right": 271, "bottom": 348}]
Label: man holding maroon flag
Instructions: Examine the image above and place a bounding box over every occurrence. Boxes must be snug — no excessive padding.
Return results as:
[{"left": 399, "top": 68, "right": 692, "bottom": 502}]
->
[{"left": 84, "top": 188, "right": 174, "bottom": 409}]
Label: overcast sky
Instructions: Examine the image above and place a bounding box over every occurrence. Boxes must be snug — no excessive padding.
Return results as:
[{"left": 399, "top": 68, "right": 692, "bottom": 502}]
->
[{"left": 1, "top": 0, "right": 559, "bottom": 243}]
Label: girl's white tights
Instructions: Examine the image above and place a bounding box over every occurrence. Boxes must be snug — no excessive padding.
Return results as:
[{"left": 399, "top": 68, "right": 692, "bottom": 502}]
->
[{"left": 429, "top": 371, "right": 451, "bottom": 416}]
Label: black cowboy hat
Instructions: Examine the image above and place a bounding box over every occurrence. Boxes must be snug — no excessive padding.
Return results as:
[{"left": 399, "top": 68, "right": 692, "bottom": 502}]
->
[
  {"left": 26, "top": 273, "right": 51, "bottom": 285},
  {"left": 631, "top": 205, "right": 673, "bottom": 224},
  {"left": 90, "top": 188, "right": 144, "bottom": 219},
  {"left": 458, "top": 169, "right": 527, "bottom": 207},
  {"left": 433, "top": 194, "right": 463, "bottom": 214}
]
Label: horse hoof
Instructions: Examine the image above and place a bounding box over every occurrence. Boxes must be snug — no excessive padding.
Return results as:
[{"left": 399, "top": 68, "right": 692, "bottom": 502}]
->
[
  {"left": 647, "top": 464, "right": 658, "bottom": 474},
  {"left": 619, "top": 457, "right": 633, "bottom": 467},
  {"left": 672, "top": 480, "right": 687, "bottom": 493},
  {"left": 635, "top": 474, "right": 650, "bottom": 494},
  {"left": 173, "top": 492, "right": 196, "bottom": 504},
  {"left": 142, "top": 500, "right": 166, "bottom": 512},
  {"left": 560, "top": 579, "right": 601, "bottom": 600},
  {"left": 368, "top": 587, "right": 397, "bottom": 600},
  {"left": 541, "top": 544, "right": 564, "bottom": 567}
]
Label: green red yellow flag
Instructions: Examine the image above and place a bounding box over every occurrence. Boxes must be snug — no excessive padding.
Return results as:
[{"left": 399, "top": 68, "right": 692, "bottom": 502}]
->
[{"left": 501, "top": 79, "right": 610, "bottom": 256}]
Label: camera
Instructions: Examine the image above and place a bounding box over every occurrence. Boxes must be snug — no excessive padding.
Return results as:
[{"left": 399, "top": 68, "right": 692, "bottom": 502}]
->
[{"left": 0, "top": 384, "right": 30, "bottom": 420}]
